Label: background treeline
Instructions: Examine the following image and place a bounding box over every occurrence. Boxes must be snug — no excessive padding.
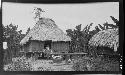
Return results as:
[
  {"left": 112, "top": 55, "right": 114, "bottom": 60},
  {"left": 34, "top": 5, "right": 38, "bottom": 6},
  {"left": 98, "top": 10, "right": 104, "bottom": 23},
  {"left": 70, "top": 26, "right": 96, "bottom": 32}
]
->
[{"left": 66, "top": 16, "right": 119, "bottom": 55}]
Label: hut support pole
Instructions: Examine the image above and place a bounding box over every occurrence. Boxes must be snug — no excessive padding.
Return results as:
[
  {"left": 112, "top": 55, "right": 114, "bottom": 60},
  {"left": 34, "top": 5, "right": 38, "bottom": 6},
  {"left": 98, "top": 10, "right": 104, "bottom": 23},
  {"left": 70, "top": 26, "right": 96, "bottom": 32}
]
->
[
  {"left": 24, "top": 52, "right": 26, "bottom": 57},
  {"left": 66, "top": 55, "right": 71, "bottom": 64},
  {"left": 114, "top": 45, "right": 117, "bottom": 52}
]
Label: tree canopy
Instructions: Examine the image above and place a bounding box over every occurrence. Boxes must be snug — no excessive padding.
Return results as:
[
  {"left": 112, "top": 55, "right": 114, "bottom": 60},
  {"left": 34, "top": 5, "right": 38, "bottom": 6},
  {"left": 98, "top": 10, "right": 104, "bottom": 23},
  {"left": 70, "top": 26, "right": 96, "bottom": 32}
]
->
[
  {"left": 66, "top": 23, "right": 94, "bottom": 53},
  {"left": 3, "top": 23, "right": 25, "bottom": 64}
]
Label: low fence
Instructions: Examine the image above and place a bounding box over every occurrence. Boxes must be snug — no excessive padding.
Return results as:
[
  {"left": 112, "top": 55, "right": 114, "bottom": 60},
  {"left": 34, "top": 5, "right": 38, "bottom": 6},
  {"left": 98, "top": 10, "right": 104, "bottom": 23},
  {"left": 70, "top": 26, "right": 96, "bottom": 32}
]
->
[
  {"left": 19, "top": 51, "right": 87, "bottom": 58},
  {"left": 19, "top": 51, "right": 121, "bottom": 61}
]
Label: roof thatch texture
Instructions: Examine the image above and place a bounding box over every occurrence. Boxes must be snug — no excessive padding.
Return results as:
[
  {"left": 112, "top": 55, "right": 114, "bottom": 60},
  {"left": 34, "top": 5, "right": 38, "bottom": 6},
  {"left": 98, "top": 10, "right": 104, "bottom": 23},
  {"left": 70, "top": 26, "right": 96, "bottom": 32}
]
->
[
  {"left": 20, "top": 17, "right": 71, "bottom": 45},
  {"left": 89, "top": 28, "right": 119, "bottom": 51}
]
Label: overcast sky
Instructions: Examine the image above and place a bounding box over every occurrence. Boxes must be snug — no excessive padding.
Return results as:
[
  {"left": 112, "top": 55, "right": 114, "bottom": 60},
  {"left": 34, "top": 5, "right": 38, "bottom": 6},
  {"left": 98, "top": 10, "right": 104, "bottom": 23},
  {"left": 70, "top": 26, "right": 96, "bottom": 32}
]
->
[{"left": 2, "top": 2, "right": 119, "bottom": 34}]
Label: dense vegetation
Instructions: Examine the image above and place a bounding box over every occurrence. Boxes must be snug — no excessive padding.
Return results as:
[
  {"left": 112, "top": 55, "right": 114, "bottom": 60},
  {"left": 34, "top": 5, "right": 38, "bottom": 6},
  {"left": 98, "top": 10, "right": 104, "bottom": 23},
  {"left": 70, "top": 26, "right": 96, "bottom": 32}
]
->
[
  {"left": 4, "top": 56, "right": 33, "bottom": 71},
  {"left": 66, "top": 16, "right": 119, "bottom": 55},
  {"left": 66, "top": 16, "right": 120, "bottom": 71},
  {"left": 3, "top": 24, "right": 30, "bottom": 65},
  {"left": 3, "top": 7, "right": 44, "bottom": 65},
  {"left": 72, "top": 55, "right": 119, "bottom": 71}
]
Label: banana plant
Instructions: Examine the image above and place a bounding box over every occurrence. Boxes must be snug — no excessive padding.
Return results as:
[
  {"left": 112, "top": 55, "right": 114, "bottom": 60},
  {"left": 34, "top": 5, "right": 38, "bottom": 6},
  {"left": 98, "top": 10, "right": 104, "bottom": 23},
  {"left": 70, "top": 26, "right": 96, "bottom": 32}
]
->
[
  {"left": 98, "top": 16, "right": 119, "bottom": 30},
  {"left": 110, "top": 16, "right": 119, "bottom": 26}
]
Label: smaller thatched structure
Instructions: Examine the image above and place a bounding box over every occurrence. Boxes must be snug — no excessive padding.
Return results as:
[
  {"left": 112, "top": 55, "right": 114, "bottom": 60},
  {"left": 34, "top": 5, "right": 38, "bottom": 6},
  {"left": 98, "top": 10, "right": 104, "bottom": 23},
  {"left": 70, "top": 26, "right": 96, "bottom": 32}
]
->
[{"left": 89, "top": 28, "right": 119, "bottom": 52}]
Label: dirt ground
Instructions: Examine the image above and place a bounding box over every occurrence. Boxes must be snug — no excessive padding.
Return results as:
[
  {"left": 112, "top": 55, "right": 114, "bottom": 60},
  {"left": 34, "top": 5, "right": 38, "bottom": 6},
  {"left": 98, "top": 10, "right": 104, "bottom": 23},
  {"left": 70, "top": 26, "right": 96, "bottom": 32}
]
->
[
  {"left": 4, "top": 56, "right": 74, "bottom": 71},
  {"left": 31, "top": 59, "right": 74, "bottom": 71}
]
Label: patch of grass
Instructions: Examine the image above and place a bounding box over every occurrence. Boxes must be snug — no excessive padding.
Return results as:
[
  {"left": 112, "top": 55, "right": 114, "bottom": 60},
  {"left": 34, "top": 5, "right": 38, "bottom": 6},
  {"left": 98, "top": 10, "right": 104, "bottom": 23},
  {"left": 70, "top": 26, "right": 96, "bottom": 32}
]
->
[
  {"left": 37, "top": 66, "right": 53, "bottom": 71},
  {"left": 72, "top": 56, "right": 119, "bottom": 71}
]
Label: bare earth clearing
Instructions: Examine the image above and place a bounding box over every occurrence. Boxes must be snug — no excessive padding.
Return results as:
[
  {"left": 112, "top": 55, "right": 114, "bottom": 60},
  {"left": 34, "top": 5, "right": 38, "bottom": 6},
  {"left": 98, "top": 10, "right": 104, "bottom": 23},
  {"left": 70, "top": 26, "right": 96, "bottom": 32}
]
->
[{"left": 31, "top": 59, "right": 74, "bottom": 71}]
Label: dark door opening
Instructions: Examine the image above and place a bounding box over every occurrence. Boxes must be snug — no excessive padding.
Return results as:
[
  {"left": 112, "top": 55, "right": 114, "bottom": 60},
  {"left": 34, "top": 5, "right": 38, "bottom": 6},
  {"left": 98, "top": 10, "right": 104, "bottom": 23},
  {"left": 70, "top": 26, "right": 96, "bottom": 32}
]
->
[{"left": 44, "top": 40, "right": 52, "bottom": 49}]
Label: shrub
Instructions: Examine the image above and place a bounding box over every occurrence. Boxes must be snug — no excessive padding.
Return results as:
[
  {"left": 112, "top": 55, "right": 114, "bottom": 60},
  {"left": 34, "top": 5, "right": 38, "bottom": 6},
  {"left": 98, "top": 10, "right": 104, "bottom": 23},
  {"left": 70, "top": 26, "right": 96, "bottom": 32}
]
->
[
  {"left": 4, "top": 56, "right": 33, "bottom": 71},
  {"left": 90, "top": 57, "right": 119, "bottom": 71},
  {"left": 72, "top": 56, "right": 93, "bottom": 71}
]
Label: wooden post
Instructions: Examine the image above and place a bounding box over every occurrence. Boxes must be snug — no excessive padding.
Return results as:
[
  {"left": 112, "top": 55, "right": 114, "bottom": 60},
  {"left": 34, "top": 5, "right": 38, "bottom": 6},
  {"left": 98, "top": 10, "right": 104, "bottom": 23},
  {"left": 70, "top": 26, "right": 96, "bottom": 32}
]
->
[
  {"left": 66, "top": 55, "right": 71, "bottom": 64},
  {"left": 114, "top": 44, "right": 117, "bottom": 52},
  {"left": 34, "top": 52, "right": 38, "bottom": 60},
  {"left": 30, "top": 52, "right": 32, "bottom": 58},
  {"left": 24, "top": 52, "right": 26, "bottom": 57}
]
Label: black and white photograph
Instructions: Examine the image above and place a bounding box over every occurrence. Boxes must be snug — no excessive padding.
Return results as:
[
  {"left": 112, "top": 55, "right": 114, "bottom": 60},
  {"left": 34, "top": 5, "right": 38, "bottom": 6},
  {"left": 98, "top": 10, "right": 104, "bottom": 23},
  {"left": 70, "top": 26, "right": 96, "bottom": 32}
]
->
[{"left": 2, "top": 1, "right": 122, "bottom": 71}]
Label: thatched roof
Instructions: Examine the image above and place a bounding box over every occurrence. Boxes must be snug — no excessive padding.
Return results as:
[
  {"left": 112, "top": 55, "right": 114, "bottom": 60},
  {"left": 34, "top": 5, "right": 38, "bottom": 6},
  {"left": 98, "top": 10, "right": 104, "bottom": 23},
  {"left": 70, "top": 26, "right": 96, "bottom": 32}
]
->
[
  {"left": 20, "top": 17, "right": 71, "bottom": 45},
  {"left": 89, "top": 28, "right": 119, "bottom": 51}
]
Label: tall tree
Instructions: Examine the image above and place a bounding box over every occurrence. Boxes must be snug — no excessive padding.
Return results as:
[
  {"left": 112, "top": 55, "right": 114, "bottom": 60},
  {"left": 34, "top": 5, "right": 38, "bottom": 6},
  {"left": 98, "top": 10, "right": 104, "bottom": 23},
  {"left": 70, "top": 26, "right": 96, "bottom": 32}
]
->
[{"left": 33, "top": 7, "right": 45, "bottom": 20}]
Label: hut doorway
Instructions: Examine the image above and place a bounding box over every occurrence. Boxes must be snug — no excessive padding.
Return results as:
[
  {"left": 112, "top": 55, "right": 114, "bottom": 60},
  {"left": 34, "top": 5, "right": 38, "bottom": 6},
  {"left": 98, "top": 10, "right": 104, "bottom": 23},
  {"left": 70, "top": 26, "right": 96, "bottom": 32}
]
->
[{"left": 44, "top": 40, "right": 52, "bottom": 49}]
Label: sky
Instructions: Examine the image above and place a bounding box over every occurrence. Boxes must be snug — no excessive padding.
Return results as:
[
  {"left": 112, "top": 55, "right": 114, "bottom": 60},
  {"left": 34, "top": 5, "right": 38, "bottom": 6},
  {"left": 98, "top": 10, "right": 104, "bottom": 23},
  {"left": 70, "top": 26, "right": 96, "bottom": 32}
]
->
[{"left": 2, "top": 2, "right": 119, "bottom": 34}]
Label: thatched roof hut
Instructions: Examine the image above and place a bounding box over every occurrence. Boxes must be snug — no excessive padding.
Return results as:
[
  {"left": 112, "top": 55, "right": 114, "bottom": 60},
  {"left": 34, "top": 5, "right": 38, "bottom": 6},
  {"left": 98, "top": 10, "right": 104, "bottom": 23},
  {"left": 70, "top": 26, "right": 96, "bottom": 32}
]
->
[
  {"left": 20, "top": 17, "right": 71, "bottom": 45},
  {"left": 20, "top": 17, "right": 71, "bottom": 53},
  {"left": 89, "top": 28, "right": 119, "bottom": 52}
]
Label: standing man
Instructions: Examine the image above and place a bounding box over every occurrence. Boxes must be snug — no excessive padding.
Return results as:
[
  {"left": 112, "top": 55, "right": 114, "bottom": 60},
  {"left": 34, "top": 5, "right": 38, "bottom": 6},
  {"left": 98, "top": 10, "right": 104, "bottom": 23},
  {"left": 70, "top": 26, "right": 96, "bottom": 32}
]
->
[{"left": 43, "top": 45, "right": 53, "bottom": 59}]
